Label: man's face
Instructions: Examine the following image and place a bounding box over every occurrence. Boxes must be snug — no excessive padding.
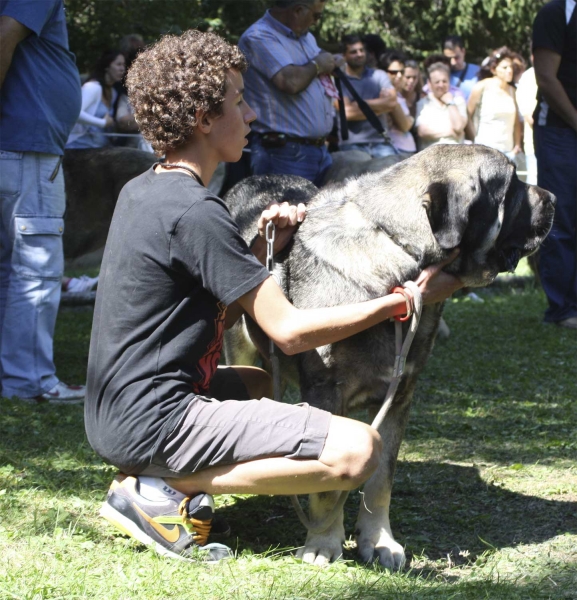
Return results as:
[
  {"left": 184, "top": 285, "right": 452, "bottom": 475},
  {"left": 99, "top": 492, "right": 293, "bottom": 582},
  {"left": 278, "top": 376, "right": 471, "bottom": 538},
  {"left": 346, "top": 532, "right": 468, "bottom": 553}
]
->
[
  {"left": 429, "top": 69, "right": 450, "bottom": 98},
  {"left": 292, "top": 1, "right": 325, "bottom": 35},
  {"left": 443, "top": 45, "right": 466, "bottom": 71},
  {"left": 343, "top": 42, "right": 367, "bottom": 70},
  {"left": 208, "top": 69, "right": 256, "bottom": 164}
]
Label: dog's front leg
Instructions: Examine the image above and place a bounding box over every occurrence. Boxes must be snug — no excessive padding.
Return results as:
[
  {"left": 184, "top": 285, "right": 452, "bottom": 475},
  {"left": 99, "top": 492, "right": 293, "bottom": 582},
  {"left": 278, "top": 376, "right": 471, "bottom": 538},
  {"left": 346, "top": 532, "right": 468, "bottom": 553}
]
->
[
  {"left": 355, "top": 386, "right": 414, "bottom": 569},
  {"left": 295, "top": 491, "right": 345, "bottom": 566}
]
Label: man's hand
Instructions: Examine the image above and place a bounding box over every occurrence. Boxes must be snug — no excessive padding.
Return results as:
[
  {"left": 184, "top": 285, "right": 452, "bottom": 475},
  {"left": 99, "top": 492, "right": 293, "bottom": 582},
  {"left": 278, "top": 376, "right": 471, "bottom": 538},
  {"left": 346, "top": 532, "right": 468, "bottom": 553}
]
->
[
  {"left": 440, "top": 92, "right": 455, "bottom": 105},
  {"left": 251, "top": 201, "right": 307, "bottom": 264},
  {"left": 415, "top": 249, "right": 463, "bottom": 305},
  {"left": 315, "top": 51, "right": 336, "bottom": 75}
]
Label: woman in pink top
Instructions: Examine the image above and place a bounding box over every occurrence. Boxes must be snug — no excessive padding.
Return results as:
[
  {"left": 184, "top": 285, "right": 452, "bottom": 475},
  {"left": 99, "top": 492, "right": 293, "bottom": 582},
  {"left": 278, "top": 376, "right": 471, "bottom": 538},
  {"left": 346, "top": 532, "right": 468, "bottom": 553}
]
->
[{"left": 381, "top": 52, "right": 417, "bottom": 155}]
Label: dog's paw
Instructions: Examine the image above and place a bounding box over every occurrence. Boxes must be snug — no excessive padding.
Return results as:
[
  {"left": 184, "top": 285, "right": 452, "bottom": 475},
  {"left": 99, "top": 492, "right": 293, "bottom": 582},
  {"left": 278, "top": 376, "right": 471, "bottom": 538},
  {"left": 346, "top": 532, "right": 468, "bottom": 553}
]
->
[
  {"left": 295, "top": 526, "right": 345, "bottom": 566},
  {"left": 356, "top": 528, "right": 406, "bottom": 570}
]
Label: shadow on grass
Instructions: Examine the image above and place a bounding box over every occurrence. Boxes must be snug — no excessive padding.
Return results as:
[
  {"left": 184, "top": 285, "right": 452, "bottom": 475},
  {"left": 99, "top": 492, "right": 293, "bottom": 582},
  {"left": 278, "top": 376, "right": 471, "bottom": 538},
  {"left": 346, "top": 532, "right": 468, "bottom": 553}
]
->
[{"left": 214, "top": 461, "right": 576, "bottom": 565}]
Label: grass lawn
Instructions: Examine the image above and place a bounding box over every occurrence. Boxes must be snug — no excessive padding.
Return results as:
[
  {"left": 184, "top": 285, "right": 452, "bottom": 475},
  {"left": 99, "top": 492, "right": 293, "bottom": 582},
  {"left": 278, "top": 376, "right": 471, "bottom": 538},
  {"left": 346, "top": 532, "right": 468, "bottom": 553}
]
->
[{"left": 1, "top": 284, "right": 576, "bottom": 599}]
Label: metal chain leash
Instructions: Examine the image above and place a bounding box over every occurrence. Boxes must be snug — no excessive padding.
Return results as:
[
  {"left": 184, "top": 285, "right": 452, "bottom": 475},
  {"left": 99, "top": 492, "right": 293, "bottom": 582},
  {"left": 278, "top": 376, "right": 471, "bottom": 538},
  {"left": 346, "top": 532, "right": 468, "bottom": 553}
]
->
[{"left": 266, "top": 222, "right": 283, "bottom": 403}]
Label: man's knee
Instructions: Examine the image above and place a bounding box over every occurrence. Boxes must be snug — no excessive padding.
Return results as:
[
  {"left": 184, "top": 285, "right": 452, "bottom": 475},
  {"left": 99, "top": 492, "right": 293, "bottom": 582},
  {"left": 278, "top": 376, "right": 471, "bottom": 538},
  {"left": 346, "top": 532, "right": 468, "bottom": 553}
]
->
[
  {"left": 235, "top": 366, "right": 273, "bottom": 399},
  {"left": 322, "top": 417, "right": 382, "bottom": 489}
]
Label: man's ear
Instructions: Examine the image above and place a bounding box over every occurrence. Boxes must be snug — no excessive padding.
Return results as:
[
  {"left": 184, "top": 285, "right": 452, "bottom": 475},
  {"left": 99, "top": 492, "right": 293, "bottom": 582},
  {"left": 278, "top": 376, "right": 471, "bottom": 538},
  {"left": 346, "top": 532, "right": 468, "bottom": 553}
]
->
[
  {"left": 196, "top": 109, "right": 213, "bottom": 134},
  {"left": 424, "top": 175, "right": 477, "bottom": 250}
]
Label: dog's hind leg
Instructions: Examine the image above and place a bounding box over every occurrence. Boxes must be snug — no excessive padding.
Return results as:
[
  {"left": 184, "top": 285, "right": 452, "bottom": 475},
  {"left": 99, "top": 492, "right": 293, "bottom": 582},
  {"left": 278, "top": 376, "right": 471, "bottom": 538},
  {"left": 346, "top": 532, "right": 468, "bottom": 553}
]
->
[
  {"left": 295, "top": 490, "right": 346, "bottom": 566},
  {"left": 221, "top": 318, "right": 260, "bottom": 367},
  {"left": 355, "top": 380, "right": 416, "bottom": 569}
]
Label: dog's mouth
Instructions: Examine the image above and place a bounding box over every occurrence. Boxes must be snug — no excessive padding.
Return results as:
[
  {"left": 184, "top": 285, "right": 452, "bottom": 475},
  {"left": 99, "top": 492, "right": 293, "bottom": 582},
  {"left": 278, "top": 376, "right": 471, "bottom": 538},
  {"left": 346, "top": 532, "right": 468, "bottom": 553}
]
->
[{"left": 497, "top": 247, "right": 521, "bottom": 273}]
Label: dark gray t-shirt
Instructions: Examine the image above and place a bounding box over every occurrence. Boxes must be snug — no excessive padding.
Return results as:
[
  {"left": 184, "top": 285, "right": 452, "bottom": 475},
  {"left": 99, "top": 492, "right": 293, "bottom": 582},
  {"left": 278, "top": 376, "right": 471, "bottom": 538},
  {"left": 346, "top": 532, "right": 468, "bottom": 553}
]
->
[
  {"left": 85, "top": 168, "right": 269, "bottom": 473},
  {"left": 533, "top": 0, "right": 576, "bottom": 128}
]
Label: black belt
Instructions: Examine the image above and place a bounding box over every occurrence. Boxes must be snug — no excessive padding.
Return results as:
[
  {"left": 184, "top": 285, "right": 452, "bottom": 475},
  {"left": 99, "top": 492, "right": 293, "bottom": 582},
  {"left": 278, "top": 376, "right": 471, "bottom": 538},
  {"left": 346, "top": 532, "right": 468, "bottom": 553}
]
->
[{"left": 259, "top": 132, "right": 327, "bottom": 148}]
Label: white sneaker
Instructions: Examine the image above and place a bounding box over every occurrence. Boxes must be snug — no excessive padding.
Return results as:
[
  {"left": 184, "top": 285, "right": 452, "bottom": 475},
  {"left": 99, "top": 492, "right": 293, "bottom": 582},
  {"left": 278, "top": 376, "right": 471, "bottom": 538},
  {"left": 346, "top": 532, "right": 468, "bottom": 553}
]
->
[
  {"left": 65, "top": 275, "right": 99, "bottom": 294},
  {"left": 17, "top": 380, "right": 86, "bottom": 404},
  {"left": 466, "top": 292, "right": 485, "bottom": 303}
]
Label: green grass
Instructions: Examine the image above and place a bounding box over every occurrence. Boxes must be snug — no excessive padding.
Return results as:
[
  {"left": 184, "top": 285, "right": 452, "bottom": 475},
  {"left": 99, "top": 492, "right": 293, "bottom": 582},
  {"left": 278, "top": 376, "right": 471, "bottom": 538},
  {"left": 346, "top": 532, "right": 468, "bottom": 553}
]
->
[{"left": 1, "top": 287, "right": 576, "bottom": 599}]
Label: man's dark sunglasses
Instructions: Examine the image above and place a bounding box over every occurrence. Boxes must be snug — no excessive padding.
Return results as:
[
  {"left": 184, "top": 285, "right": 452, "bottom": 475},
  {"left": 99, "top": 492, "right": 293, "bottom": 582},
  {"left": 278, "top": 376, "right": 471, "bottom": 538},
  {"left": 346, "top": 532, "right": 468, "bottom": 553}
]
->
[
  {"left": 298, "top": 4, "right": 323, "bottom": 20},
  {"left": 386, "top": 69, "right": 405, "bottom": 76}
]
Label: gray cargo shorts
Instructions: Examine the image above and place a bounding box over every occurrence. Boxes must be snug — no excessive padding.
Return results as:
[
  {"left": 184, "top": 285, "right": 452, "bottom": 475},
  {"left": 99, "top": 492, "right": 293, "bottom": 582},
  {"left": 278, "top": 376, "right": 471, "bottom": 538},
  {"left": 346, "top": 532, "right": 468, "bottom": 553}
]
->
[{"left": 141, "top": 366, "right": 332, "bottom": 478}]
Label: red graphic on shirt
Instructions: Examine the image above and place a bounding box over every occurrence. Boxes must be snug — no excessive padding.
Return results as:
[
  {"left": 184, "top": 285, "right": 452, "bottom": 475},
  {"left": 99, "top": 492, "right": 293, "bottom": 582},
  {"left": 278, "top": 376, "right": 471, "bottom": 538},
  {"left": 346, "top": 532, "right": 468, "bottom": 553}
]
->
[{"left": 192, "top": 301, "right": 227, "bottom": 394}]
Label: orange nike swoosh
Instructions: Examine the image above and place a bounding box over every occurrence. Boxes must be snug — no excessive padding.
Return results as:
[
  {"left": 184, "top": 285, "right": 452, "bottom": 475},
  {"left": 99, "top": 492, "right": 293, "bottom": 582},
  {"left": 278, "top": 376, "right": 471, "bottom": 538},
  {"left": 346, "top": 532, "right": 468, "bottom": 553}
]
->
[{"left": 133, "top": 503, "right": 180, "bottom": 543}]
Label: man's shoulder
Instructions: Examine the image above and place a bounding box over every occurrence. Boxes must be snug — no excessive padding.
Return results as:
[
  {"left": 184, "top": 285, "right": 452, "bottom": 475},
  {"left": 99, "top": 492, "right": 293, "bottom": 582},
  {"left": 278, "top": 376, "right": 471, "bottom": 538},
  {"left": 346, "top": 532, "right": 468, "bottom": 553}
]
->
[
  {"left": 465, "top": 63, "right": 480, "bottom": 78},
  {"left": 365, "top": 67, "right": 392, "bottom": 86},
  {"left": 125, "top": 172, "right": 225, "bottom": 214},
  {"left": 538, "top": 0, "right": 569, "bottom": 17},
  {"left": 0, "top": 0, "right": 62, "bottom": 36},
  {"left": 240, "top": 12, "right": 283, "bottom": 43},
  {"left": 535, "top": 0, "right": 570, "bottom": 27}
]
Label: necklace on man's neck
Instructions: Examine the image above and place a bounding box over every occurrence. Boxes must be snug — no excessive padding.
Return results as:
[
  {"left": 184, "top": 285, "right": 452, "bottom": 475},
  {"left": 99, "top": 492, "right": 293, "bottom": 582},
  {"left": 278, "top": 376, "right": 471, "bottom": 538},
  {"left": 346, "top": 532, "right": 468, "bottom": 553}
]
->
[{"left": 157, "top": 162, "right": 204, "bottom": 187}]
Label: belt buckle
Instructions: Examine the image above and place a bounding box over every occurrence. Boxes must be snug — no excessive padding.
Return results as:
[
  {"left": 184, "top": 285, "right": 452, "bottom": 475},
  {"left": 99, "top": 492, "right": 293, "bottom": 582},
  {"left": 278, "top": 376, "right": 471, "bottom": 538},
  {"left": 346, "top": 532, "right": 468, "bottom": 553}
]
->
[{"left": 261, "top": 133, "right": 287, "bottom": 148}]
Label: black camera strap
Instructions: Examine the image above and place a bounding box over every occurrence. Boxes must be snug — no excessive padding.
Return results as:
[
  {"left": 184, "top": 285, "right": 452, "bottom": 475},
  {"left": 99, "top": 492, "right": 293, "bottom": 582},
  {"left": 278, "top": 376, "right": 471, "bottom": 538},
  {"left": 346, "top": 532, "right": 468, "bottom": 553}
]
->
[{"left": 333, "top": 66, "right": 397, "bottom": 152}]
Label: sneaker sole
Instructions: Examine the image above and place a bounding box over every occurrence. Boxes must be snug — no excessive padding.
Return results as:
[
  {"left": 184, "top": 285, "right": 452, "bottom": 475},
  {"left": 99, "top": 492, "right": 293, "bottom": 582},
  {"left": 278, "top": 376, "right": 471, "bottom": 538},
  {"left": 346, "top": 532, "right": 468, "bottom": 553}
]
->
[
  {"left": 16, "top": 397, "right": 85, "bottom": 405},
  {"left": 99, "top": 502, "right": 225, "bottom": 564}
]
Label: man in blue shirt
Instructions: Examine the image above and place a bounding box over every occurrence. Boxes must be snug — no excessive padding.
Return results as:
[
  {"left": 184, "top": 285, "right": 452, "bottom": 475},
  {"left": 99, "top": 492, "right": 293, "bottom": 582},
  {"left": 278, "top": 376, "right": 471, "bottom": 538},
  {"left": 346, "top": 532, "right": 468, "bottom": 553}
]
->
[
  {"left": 0, "top": 0, "right": 83, "bottom": 402},
  {"left": 239, "top": 0, "right": 335, "bottom": 185},
  {"left": 443, "top": 35, "right": 479, "bottom": 101}
]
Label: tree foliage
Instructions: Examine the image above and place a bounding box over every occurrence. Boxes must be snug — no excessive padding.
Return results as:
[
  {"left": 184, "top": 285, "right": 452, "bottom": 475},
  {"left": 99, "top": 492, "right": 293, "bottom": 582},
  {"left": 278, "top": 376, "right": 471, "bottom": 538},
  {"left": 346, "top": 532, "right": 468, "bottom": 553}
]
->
[
  {"left": 319, "top": 0, "right": 546, "bottom": 62},
  {"left": 66, "top": 0, "right": 547, "bottom": 73}
]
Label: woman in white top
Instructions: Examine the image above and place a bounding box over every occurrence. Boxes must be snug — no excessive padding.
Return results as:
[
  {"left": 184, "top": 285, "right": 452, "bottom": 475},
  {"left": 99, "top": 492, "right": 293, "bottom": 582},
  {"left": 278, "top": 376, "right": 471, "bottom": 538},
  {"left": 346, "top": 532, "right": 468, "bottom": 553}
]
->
[
  {"left": 416, "top": 62, "right": 468, "bottom": 150},
  {"left": 467, "top": 47, "right": 522, "bottom": 160},
  {"left": 66, "top": 50, "right": 125, "bottom": 149}
]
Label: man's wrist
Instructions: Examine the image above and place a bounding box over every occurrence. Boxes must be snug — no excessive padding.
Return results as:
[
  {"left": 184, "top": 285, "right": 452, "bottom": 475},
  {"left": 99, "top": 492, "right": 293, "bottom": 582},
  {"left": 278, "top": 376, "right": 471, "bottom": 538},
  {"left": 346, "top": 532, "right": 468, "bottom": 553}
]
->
[{"left": 311, "top": 58, "right": 320, "bottom": 76}]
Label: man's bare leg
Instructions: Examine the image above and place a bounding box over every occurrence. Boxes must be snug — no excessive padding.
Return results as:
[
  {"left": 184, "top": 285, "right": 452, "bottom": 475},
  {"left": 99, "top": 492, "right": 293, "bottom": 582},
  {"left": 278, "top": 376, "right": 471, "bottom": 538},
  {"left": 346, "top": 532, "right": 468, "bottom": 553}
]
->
[
  {"left": 166, "top": 415, "right": 382, "bottom": 497},
  {"left": 231, "top": 365, "right": 273, "bottom": 400}
]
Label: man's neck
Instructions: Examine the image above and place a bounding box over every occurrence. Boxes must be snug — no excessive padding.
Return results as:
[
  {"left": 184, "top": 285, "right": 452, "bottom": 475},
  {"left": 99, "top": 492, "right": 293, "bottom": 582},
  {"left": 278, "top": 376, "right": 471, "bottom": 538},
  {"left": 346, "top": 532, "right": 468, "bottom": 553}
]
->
[
  {"left": 162, "top": 145, "right": 216, "bottom": 187},
  {"left": 345, "top": 64, "right": 365, "bottom": 78}
]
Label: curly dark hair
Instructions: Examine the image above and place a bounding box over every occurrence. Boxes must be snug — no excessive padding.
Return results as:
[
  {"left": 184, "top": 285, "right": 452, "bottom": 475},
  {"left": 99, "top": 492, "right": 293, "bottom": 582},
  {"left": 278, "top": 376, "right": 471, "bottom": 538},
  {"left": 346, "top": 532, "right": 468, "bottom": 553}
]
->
[
  {"left": 126, "top": 30, "right": 247, "bottom": 155},
  {"left": 478, "top": 46, "right": 516, "bottom": 81}
]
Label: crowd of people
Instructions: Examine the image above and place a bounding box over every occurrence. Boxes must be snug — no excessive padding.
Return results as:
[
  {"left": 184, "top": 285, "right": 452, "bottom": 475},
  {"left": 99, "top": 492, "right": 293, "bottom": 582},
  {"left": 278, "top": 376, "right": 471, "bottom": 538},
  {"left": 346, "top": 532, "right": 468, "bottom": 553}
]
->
[
  {"left": 0, "top": 0, "right": 574, "bottom": 567},
  {"left": 64, "top": 25, "right": 537, "bottom": 178}
]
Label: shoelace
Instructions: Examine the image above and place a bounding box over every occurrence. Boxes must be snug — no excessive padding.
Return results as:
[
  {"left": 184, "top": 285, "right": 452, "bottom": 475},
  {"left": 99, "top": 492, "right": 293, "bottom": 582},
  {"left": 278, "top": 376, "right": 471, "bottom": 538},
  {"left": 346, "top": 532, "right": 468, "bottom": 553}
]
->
[{"left": 178, "top": 497, "right": 212, "bottom": 545}]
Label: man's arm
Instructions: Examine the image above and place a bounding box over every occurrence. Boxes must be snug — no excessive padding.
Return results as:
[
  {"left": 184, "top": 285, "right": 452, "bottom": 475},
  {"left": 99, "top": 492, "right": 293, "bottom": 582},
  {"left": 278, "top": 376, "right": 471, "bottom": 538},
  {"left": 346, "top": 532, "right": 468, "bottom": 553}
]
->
[
  {"left": 272, "top": 51, "right": 335, "bottom": 95},
  {"left": 225, "top": 201, "right": 306, "bottom": 330},
  {"left": 238, "top": 251, "right": 462, "bottom": 356},
  {"left": 344, "top": 88, "right": 397, "bottom": 121},
  {"left": 0, "top": 15, "right": 31, "bottom": 89},
  {"left": 533, "top": 48, "right": 577, "bottom": 131}
]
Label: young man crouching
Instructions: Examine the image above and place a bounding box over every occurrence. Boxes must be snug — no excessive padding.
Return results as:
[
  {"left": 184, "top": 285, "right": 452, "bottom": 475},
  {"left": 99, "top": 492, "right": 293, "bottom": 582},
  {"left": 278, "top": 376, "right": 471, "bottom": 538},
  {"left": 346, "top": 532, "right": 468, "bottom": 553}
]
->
[{"left": 85, "top": 30, "right": 462, "bottom": 562}]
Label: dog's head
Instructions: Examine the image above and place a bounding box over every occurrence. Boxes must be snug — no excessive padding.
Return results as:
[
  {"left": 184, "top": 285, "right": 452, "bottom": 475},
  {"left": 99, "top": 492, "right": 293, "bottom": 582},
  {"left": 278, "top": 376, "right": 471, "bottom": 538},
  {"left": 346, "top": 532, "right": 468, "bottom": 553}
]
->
[{"left": 415, "top": 145, "right": 555, "bottom": 286}]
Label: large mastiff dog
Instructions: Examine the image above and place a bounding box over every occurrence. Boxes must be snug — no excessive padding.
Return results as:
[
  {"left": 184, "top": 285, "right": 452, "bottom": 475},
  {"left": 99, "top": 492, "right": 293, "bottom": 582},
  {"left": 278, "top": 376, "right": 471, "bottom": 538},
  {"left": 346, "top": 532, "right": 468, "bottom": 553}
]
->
[{"left": 223, "top": 144, "right": 555, "bottom": 568}]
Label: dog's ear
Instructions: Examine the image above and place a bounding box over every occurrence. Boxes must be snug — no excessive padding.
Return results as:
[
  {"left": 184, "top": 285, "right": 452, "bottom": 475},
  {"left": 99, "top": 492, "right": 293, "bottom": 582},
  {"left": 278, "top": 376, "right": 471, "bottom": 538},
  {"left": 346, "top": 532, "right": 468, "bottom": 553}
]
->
[{"left": 423, "top": 177, "right": 477, "bottom": 250}]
